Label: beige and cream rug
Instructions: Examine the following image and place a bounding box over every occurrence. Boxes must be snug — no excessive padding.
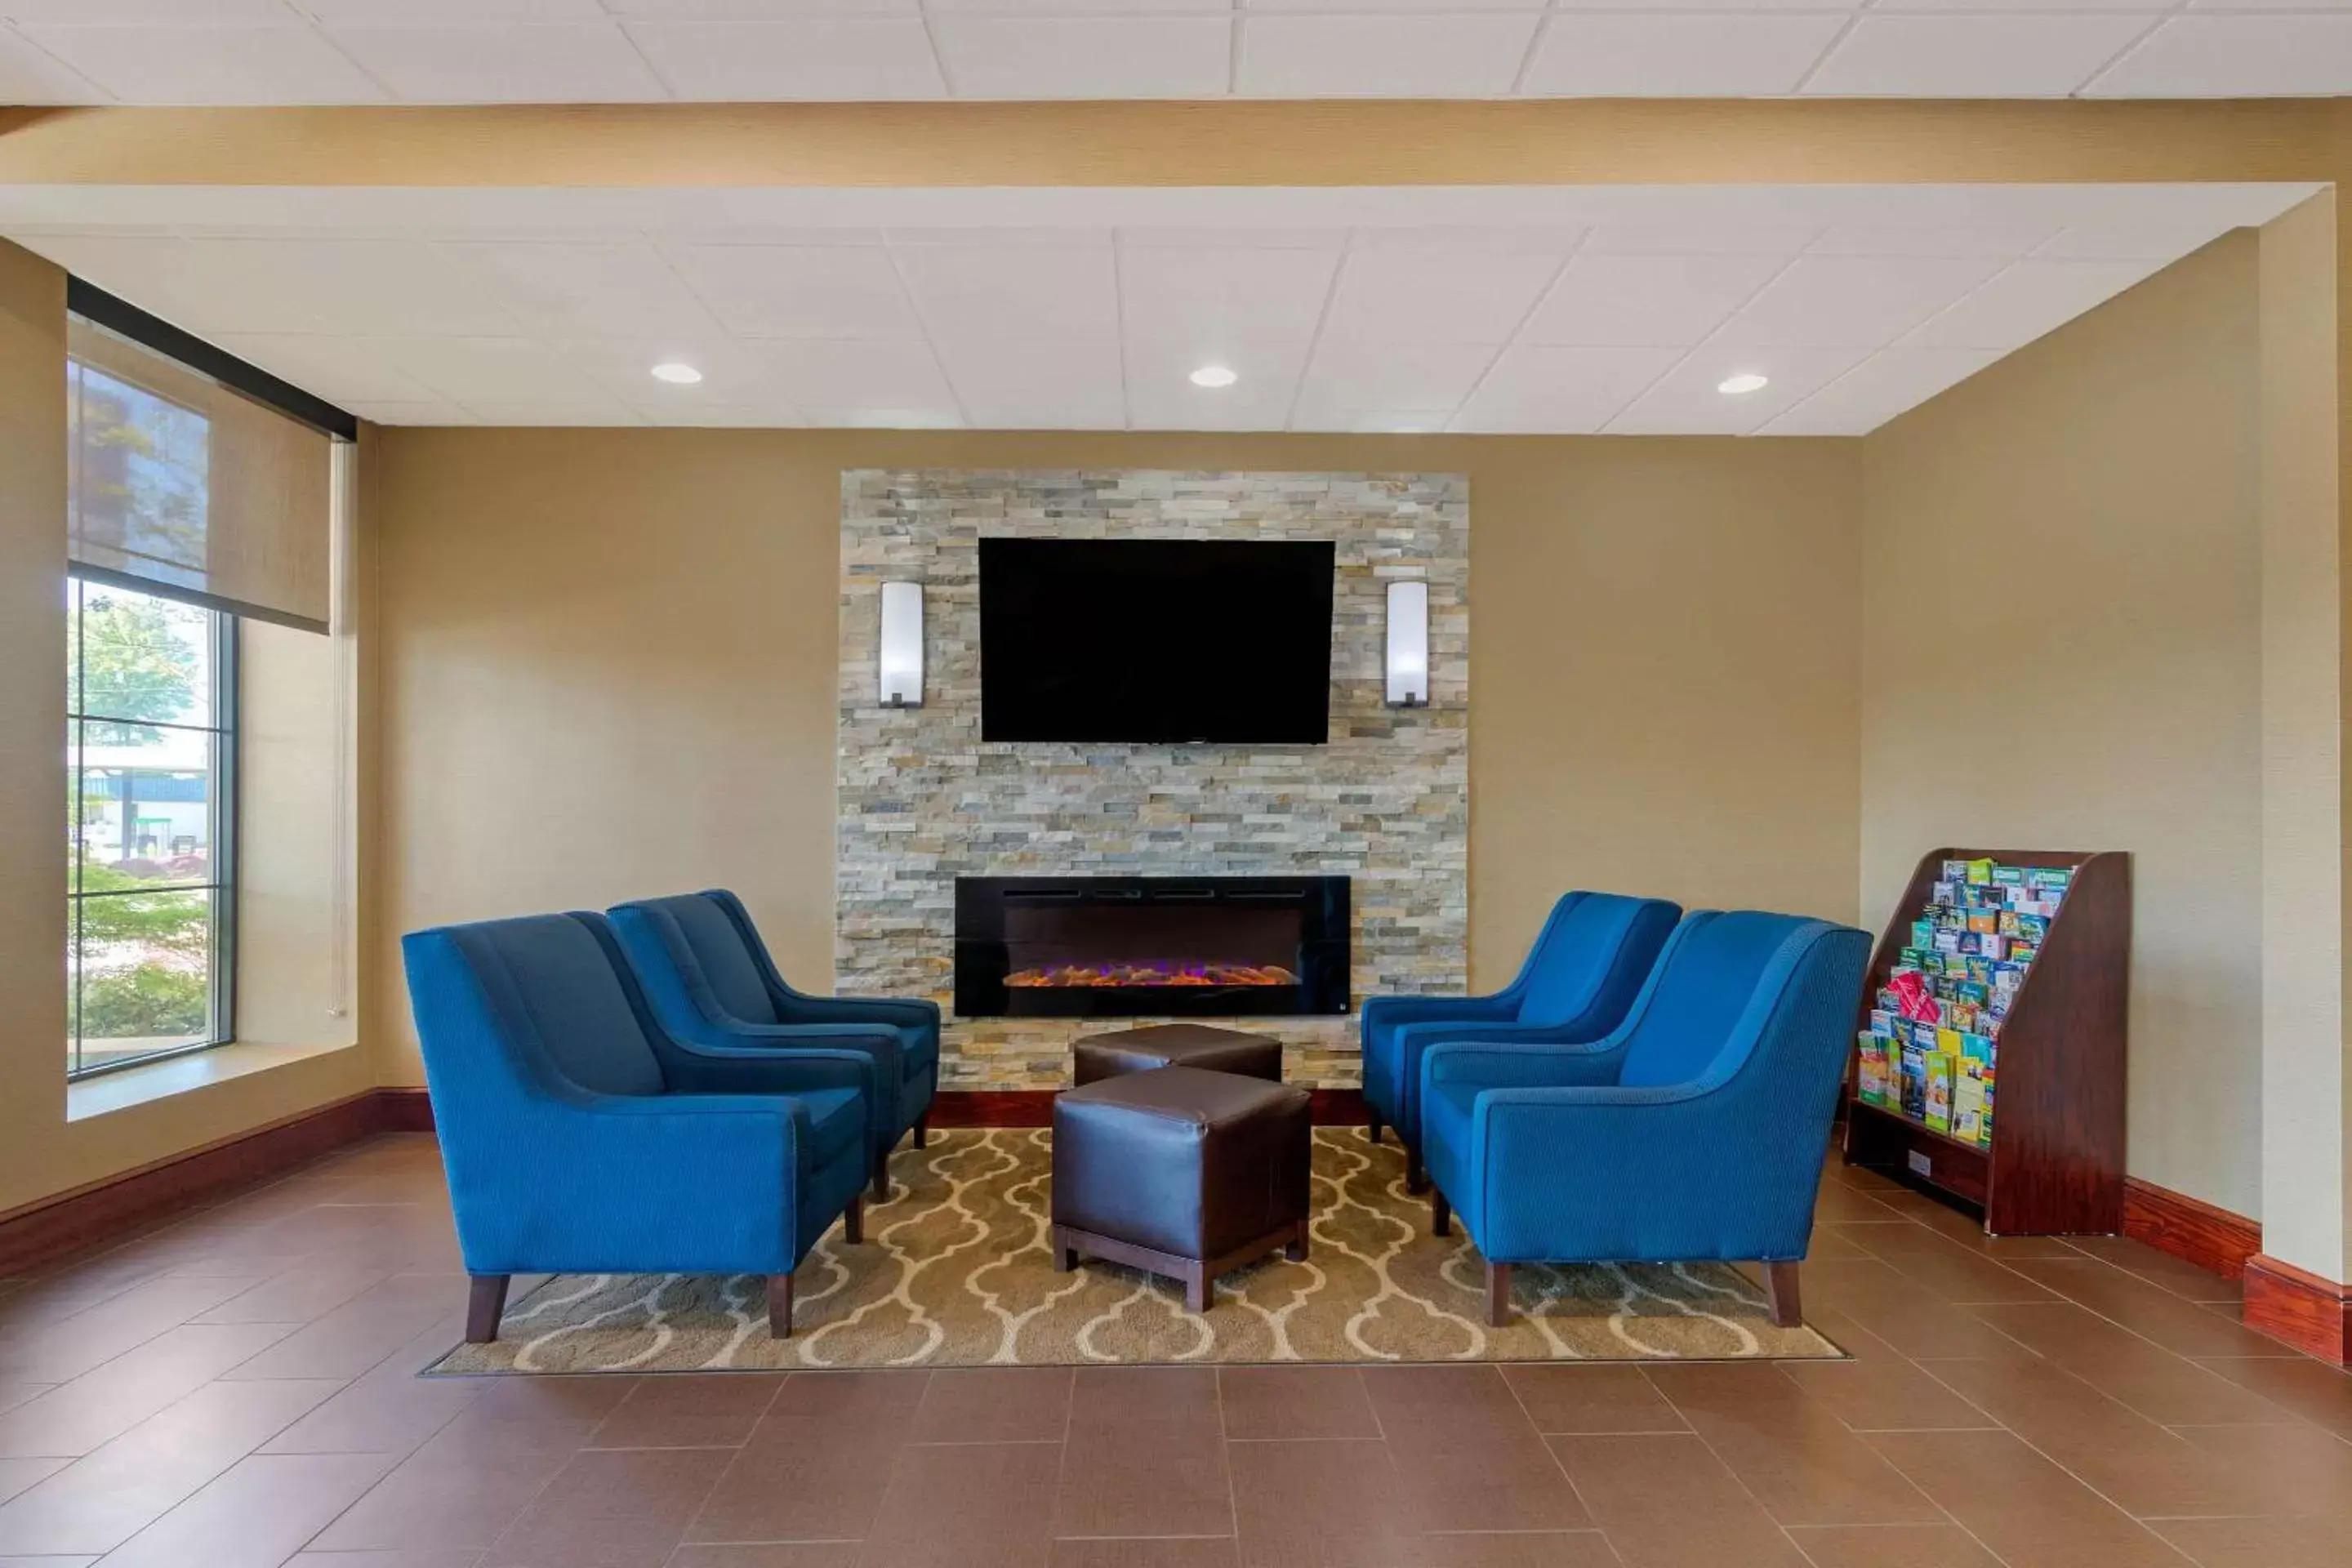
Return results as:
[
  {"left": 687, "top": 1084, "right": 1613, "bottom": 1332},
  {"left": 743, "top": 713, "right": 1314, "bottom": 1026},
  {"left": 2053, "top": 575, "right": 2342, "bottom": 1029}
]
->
[{"left": 429, "top": 1128, "right": 1841, "bottom": 1373}]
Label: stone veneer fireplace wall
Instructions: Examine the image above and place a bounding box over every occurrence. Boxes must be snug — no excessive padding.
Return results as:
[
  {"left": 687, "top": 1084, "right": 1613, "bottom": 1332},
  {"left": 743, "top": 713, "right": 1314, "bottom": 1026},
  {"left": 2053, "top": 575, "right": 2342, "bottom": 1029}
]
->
[{"left": 837, "top": 470, "right": 1469, "bottom": 1089}]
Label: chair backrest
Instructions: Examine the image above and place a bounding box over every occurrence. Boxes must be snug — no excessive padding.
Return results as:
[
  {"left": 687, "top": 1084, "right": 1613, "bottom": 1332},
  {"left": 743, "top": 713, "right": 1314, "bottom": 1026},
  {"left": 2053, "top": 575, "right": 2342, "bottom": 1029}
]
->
[
  {"left": 1615, "top": 911, "right": 1843, "bottom": 1089},
  {"left": 1512, "top": 891, "right": 1682, "bottom": 1029},
  {"left": 404, "top": 912, "right": 668, "bottom": 1101},
  {"left": 610, "top": 890, "right": 778, "bottom": 1026}
]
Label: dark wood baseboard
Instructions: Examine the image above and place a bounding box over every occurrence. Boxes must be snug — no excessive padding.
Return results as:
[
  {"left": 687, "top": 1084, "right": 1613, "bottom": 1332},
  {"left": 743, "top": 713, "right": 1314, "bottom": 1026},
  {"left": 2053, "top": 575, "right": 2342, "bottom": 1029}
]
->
[
  {"left": 929, "top": 1086, "right": 1371, "bottom": 1128},
  {"left": 2243, "top": 1252, "right": 2352, "bottom": 1365},
  {"left": 0, "top": 1087, "right": 421, "bottom": 1277},
  {"left": 376, "top": 1085, "right": 437, "bottom": 1132},
  {"left": 2123, "top": 1175, "right": 2261, "bottom": 1281}
]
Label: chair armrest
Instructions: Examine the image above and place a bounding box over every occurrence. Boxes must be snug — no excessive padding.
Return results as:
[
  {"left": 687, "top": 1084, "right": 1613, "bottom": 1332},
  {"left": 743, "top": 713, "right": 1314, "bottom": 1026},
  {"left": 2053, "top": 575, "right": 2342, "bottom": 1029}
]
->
[
  {"left": 1362, "top": 992, "right": 1518, "bottom": 1034},
  {"left": 1421, "top": 1040, "right": 1626, "bottom": 1092},
  {"left": 656, "top": 1040, "right": 879, "bottom": 1100},
  {"left": 772, "top": 991, "right": 940, "bottom": 1031},
  {"left": 1393, "top": 1017, "right": 1617, "bottom": 1053}
]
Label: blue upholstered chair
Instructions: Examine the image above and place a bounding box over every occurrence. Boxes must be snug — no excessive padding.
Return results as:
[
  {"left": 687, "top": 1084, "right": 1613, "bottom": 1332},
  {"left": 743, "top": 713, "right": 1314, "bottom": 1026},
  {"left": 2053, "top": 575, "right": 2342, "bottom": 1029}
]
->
[
  {"left": 607, "top": 889, "right": 940, "bottom": 1196},
  {"left": 402, "top": 911, "right": 876, "bottom": 1342},
  {"left": 1359, "top": 890, "right": 1680, "bottom": 1190},
  {"left": 1416, "top": 909, "right": 1871, "bottom": 1328}
]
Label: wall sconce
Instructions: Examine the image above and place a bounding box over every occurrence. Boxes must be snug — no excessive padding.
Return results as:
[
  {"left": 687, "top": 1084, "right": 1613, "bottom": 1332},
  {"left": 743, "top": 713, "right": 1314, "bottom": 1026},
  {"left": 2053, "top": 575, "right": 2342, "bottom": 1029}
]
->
[
  {"left": 1386, "top": 579, "right": 1429, "bottom": 709},
  {"left": 879, "top": 581, "right": 924, "bottom": 708}
]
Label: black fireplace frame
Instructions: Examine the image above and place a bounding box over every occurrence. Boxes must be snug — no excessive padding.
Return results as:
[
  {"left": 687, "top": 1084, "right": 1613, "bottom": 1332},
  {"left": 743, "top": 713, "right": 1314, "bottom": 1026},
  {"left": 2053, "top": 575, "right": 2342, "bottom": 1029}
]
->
[{"left": 953, "top": 875, "right": 1351, "bottom": 1020}]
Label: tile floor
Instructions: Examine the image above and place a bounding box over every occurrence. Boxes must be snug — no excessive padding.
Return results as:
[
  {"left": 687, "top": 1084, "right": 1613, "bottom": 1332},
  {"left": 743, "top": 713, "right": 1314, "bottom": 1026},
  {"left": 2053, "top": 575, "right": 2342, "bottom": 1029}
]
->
[{"left": 0, "top": 1134, "right": 2348, "bottom": 1566}]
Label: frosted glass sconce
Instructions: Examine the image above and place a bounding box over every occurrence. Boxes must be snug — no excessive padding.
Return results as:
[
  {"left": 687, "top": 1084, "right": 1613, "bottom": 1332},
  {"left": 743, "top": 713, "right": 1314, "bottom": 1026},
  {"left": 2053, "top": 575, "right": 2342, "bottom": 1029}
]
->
[
  {"left": 879, "top": 581, "right": 924, "bottom": 708},
  {"left": 1386, "top": 579, "right": 1429, "bottom": 709}
]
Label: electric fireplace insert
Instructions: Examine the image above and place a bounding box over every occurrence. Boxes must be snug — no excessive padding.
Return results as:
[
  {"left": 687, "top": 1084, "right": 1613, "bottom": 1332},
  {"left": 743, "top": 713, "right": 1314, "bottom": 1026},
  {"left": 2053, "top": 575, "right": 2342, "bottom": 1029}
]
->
[{"left": 954, "top": 875, "right": 1351, "bottom": 1019}]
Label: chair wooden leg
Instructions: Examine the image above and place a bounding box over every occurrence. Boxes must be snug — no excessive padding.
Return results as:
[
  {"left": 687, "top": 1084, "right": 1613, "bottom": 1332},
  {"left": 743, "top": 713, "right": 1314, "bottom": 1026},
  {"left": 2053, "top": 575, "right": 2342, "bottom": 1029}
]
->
[
  {"left": 1185, "top": 1264, "right": 1211, "bottom": 1315},
  {"left": 1405, "top": 1147, "right": 1428, "bottom": 1195},
  {"left": 1285, "top": 1226, "right": 1310, "bottom": 1263},
  {"left": 914, "top": 1113, "right": 929, "bottom": 1149},
  {"left": 1485, "top": 1261, "right": 1512, "bottom": 1328},
  {"left": 1432, "top": 1189, "right": 1451, "bottom": 1237},
  {"left": 768, "top": 1274, "right": 794, "bottom": 1338},
  {"left": 465, "top": 1275, "right": 510, "bottom": 1344},
  {"left": 1762, "top": 1261, "right": 1802, "bottom": 1328},
  {"left": 1368, "top": 1110, "right": 1383, "bottom": 1145},
  {"left": 844, "top": 1196, "right": 864, "bottom": 1245},
  {"left": 871, "top": 1156, "right": 890, "bottom": 1202}
]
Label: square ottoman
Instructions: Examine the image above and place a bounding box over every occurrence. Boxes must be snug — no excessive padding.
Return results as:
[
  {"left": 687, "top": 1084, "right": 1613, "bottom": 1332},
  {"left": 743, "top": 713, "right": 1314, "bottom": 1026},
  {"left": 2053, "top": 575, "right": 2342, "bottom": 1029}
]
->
[
  {"left": 1052, "top": 1065, "right": 1312, "bottom": 1312},
  {"left": 1071, "top": 1022, "right": 1285, "bottom": 1085}
]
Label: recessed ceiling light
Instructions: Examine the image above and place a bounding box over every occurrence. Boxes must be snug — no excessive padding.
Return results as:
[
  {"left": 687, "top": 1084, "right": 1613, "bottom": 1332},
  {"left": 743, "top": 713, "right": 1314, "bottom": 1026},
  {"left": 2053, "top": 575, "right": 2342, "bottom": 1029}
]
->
[
  {"left": 1189, "top": 365, "right": 1238, "bottom": 389},
  {"left": 1717, "top": 372, "right": 1770, "bottom": 396},
  {"left": 650, "top": 361, "right": 704, "bottom": 385}
]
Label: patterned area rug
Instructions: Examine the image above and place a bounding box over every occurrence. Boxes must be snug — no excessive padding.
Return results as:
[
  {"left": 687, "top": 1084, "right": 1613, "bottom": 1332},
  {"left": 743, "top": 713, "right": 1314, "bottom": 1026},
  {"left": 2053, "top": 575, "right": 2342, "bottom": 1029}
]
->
[{"left": 427, "top": 1128, "right": 1842, "bottom": 1372}]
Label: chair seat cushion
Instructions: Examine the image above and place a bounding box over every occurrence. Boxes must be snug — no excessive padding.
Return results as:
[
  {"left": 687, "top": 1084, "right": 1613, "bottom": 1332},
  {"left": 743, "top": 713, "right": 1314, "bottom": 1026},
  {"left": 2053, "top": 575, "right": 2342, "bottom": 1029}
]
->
[
  {"left": 1422, "top": 1077, "right": 1484, "bottom": 1218},
  {"left": 795, "top": 1086, "right": 867, "bottom": 1169}
]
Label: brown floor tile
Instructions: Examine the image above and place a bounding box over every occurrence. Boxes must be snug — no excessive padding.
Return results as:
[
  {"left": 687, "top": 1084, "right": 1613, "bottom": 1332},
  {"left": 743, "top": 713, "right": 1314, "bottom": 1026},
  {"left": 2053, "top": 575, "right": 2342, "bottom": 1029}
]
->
[
  {"left": 285, "top": 1553, "right": 485, "bottom": 1568},
  {"left": 0, "top": 1272, "right": 270, "bottom": 1383},
  {"left": 1798, "top": 1262, "right": 2038, "bottom": 1362},
  {"left": 1547, "top": 1430, "right": 1797, "bottom": 1567},
  {"left": 669, "top": 1548, "right": 861, "bottom": 1568},
  {"left": 1386, "top": 1425, "right": 1589, "bottom": 1534},
  {"left": 1868, "top": 1428, "right": 2188, "bottom": 1568},
  {"left": 191, "top": 1263, "right": 403, "bottom": 1325},
  {"left": 1049, "top": 1542, "right": 1241, "bottom": 1568},
  {"left": 1360, "top": 1365, "right": 1532, "bottom": 1441},
  {"left": 1071, "top": 1365, "right": 1218, "bottom": 1431},
  {"left": 261, "top": 1359, "right": 485, "bottom": 1457},
  {"left": 909, "top": 1368, "right": 1072, "bottom": 1443},
  {"left": 1500, "top": 1366, "right": 1686, "bottom": 1435},
  {"left": 479, "top": 1445, "right": 729, "bottom": 1568},
  {"left": 1642, "top": 1364, "right": 1940, "bottom": 1526},
  {"left": 855, "top": 1440, "right": 1059, "bottom": 1568},
  {"left": 1848, "top": 1227, "right": 2062, "bottom": 1305},
  {"left": 2170, "top": 1423, "right": 2352, "bottom": 1528},
  {"left": 1593, "top": 1520, "right": 1809, "bottom": 1568},
  {"left": 2152, "top": 1514, "right": 2352, "bottom": 1568},
  {"left": 305, "top": 1412, "right": 599, "bottom": 1552},
  {"left": 0, "top": 1376, "right": 341, "bottom": 1554},
  {"left": 1051, "top": 1415, "right": 1232, "bottom": 1538},
  {"left": 588, "top": 1375, "right": 784, "bottom": 1450},
  {"left": 1971, "top": 1303, "right": 2302, "bottom": 1425},
  {"left": 1229, "top": 1438, "right": 1413, "bottom": 1568},
  {"left": 1808, "top": 1185, "right": 1909, "bottom": 1225},
  {"left": 0, "top": 1321, "right": 300, "bottom": 1458},
  {"left": 2064, "top": 1236, "right": 2243, "bottom": 1305},
  {"left": 99, "top": 1452, "right": 398, "bottom": 1568},
  {"left": 1774, "top": 1311, "right": 1996, "bottom": 1432},
  {"left": 2192, "top": 1356, "right": 2352, "bottom": 1439},
  {"left": 2003, "top": 1258, "right": 2287, "bottom": 1359},
  {"left": 685, "top": 1373, "right": 925, "bottom": 1545},
  {"left": 1401, "top": 1533, "right": 1617, "bottom": 1568},
  {"left": 220, "top": 1273, "right": 470, "bottom": 1382},
  {"left": 1218, "top": 1367, "right": 1377, "bottom": 1440},
  {"left": 1783, "top": 1523, "right": 2005, "bottom": 1566}
]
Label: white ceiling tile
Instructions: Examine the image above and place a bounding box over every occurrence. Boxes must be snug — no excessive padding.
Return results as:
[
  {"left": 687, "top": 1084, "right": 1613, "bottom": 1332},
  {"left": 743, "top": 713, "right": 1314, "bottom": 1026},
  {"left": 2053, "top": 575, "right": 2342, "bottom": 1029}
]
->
[
  {"left": 1520, "top": 252, "right": 1784, "bottom": 346},
  {"left": 625, "top": 20, "right": 945, "bottom": 99},
  {"left": 895, "top": 243, "right": 1120, "bottom": 342},
  {"left": 19, "top": 24, "right": 390, "bottom": 104},
  {"left": 1521, "top": 14, "right": 1847, "bottom": 96},
  {"left": 1758, "top": 347, "right": 2002, "bottom": 434},
  {"left": 0, "top": 24, "right": 102, "bottom": 102},
  {"left": 755, "top": 336, "right": 961, "bottom": 422},
  {"left": 380, "top": 336, "right": 600, "bottom": 403},
  {"left": 1120, "top": 226, "right": 1351, "bottom": 251},
  {"left": 3, "top": 2, "right": 287, "bottom": 19},
  {"left": 666, "top": 243, "right": 921, "bottom": 338},
  {"left": 43, "top": 235, "right": 521, "bottom": 336},
  {"left": 2032, "top": 221, "right": 2235, "bottom": 260},
  {"left": 1870, "top": 0, "right": 2171, "bottom": 10},
  {"left": 1451, "top": 345, "right": 1682, "bottom": 434},
  {"left": 209, "top": 332, "right": 443, "bottom": 405},
  {"left": 551, "top": 336, "right": 787, "bottom": 407},
  {"left": 932, "top": 339, "right": 1126, "bottom": 428},
  {"left": 924, "top": 0, "right": 1226, "bottom": 11},
  {"left": 804, "top": 406, "right": 964, "bottom": 429},
  {"left": 1581, "top": 222, "right": 1823, "bottom": 257},
  {"left": 1236, "top": 14, "right": 1539, "bottom": 97},
  {"left": 1349, "top": 225, "right": 1587, "bottom": 255},
  {"left": 1116, "top": 245, "right": 1339, "bottom": 356},
  {"left": 1294, "top": 409, "right": 1459, "bottom": 434},
  {"left": 1293, "top": 341, "right": 1498, "bottom": 423},
  {"left": 637, "top": 402, "right": 806, "bottom": 427},
  {"left": 2187, "top": 0, "right": 2352, "bottom": 9},
  {"left": 297, "top": 1, "right": 612, "bottom": 21},
  {"left": 884, "top": 226, "right": 1111, "bottom": 249},
  {"left": 1900, "top": 257, "right": 2166, "bottom": 350},
  {"left": 2085, "top": 16, "right": 2352, "bottom": 96},
  {"left": 321, "top": 24, "right": 669, "bottom": 102},
  {"left": 604, "top": 2, "right": 917, "bottom": 16},
  {"left": 1606, "top": 346, "right": 1870, "bottom": 435},
  {"left": 1806, "top": 223, "right": 2060, "bottom": 259},
  {"left": 439, "top": 242, "right": 723, "bottom": 338},
  {"left": 1125, "top": 339, "right": 1307, "bottom": 430},
  {"left": 929, "top": 16, "right": 1232, "bottom": 99},
  {"left": 1549, "top": 0, "right": 1864, "bottom": 8},
  {"left": 454, "top": 399, "right": 646, "bottom": 425},
  {"left": 1246, "top": 0, "right": 1546, "bottom": 11},
  {"left": 1319, "top": 248, "right": 1564, "bottom": 346},
  {"left": 339, "top": 398, "right": 477, "bottom": 426},
  {"left": 1712, "top": 256, "right": 2007, "bottom": 349},
  {"left": 1802, "top": 15, "right": 2158, "bottom": 96}
]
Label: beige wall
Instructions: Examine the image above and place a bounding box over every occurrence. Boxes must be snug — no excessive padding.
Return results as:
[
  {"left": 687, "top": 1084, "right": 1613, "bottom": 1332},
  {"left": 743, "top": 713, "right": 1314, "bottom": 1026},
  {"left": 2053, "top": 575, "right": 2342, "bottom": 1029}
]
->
[
  {"left": 1861, "top": 233, "right": 2266, "bottom": 1218},
  {"left": 368, "top": 429, "right": 1863, "bottom": 1084}
]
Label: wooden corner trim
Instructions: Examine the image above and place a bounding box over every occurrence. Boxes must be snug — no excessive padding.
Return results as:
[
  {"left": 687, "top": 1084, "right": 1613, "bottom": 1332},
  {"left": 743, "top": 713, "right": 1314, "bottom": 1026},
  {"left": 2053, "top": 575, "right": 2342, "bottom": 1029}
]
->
[
  {"left": 2122, "top": 1175, "right": 2261, "bottom": 1281},
  {"left": 2242, "top": 1252, "right": 2352, "bottom": 1365}
]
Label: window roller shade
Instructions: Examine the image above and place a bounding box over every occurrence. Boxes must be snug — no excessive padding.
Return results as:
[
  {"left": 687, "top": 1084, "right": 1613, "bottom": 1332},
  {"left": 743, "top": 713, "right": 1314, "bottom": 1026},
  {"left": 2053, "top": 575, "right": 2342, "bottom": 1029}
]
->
[{"left": 67, "top": 315, "right": 333, "bottom": 633}]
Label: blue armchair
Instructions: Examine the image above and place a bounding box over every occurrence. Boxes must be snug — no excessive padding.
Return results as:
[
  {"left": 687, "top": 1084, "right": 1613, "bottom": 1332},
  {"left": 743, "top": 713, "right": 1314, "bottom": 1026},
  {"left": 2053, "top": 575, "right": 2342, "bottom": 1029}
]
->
[
  {"left": 607, "top": 889, "right": 941, "bottom": 1197},
  {"left": 1417, "top": 910, "right": 1870, "bottom": 1328},
  {"left": 1360, "top": 890, "right": 1679, "bottom": 1190},
  {"left": 402, "top": 911, "right": 877, "bottom": 1341}
]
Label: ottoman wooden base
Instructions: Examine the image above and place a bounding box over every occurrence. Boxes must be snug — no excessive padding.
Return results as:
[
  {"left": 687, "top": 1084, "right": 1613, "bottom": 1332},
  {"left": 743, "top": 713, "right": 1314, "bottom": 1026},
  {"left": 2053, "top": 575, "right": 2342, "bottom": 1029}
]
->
[{"left": 1054, "top": 1219, "right": 1311, "bottom": 1314}]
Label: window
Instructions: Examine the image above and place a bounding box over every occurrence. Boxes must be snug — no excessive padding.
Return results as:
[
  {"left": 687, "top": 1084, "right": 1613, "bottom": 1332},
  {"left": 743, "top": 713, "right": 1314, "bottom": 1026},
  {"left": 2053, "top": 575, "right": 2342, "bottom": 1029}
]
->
[{"left": 65, "top": 577, "right": 236, "bottom": 1078}]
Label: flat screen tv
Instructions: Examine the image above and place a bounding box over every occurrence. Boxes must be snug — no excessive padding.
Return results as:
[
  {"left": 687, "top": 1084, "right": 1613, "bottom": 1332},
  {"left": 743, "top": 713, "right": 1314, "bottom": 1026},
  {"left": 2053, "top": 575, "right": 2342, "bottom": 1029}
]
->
[{"left": 979, "top": 537, "right": 1336, "bottom": 745}]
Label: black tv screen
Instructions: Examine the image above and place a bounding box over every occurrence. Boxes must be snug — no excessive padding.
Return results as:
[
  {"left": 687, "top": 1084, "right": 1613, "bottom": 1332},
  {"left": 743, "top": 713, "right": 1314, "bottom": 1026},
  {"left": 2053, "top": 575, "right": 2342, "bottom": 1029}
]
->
[{"left": 979, "top": 537, "right": 1336, "bottom": 745}]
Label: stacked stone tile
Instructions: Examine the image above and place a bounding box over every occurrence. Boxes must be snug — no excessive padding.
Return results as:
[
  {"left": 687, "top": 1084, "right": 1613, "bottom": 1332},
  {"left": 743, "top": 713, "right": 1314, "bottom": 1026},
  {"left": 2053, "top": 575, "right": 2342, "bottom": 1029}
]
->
[{"left": 838, "top": 469, "right": 1471, "bottom": 1089}]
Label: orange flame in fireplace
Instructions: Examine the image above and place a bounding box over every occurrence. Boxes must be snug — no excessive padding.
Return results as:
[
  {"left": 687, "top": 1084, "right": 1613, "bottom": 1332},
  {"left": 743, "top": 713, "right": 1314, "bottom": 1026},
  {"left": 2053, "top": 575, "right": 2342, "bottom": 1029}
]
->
[{"left": 1006, "top": 962, "right": 1298, "bottom": 989}]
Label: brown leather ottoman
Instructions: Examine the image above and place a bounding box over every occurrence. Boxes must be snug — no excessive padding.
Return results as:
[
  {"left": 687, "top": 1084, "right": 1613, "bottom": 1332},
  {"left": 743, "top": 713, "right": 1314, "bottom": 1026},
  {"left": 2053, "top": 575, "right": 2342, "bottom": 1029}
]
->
[
  {"left": 1071, "top": 1022, "right": 1284, "bottom": 1085},
  {"left": 1052, "top": 1066, "right": 1312, "bottom": 1312}
]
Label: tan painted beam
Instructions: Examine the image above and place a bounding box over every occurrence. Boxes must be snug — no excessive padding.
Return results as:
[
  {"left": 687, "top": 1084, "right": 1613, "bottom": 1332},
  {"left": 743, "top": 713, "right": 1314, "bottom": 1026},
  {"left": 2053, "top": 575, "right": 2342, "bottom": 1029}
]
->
[{"left": 0, "top": 99, "right": 2338, "bottom": 188}]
